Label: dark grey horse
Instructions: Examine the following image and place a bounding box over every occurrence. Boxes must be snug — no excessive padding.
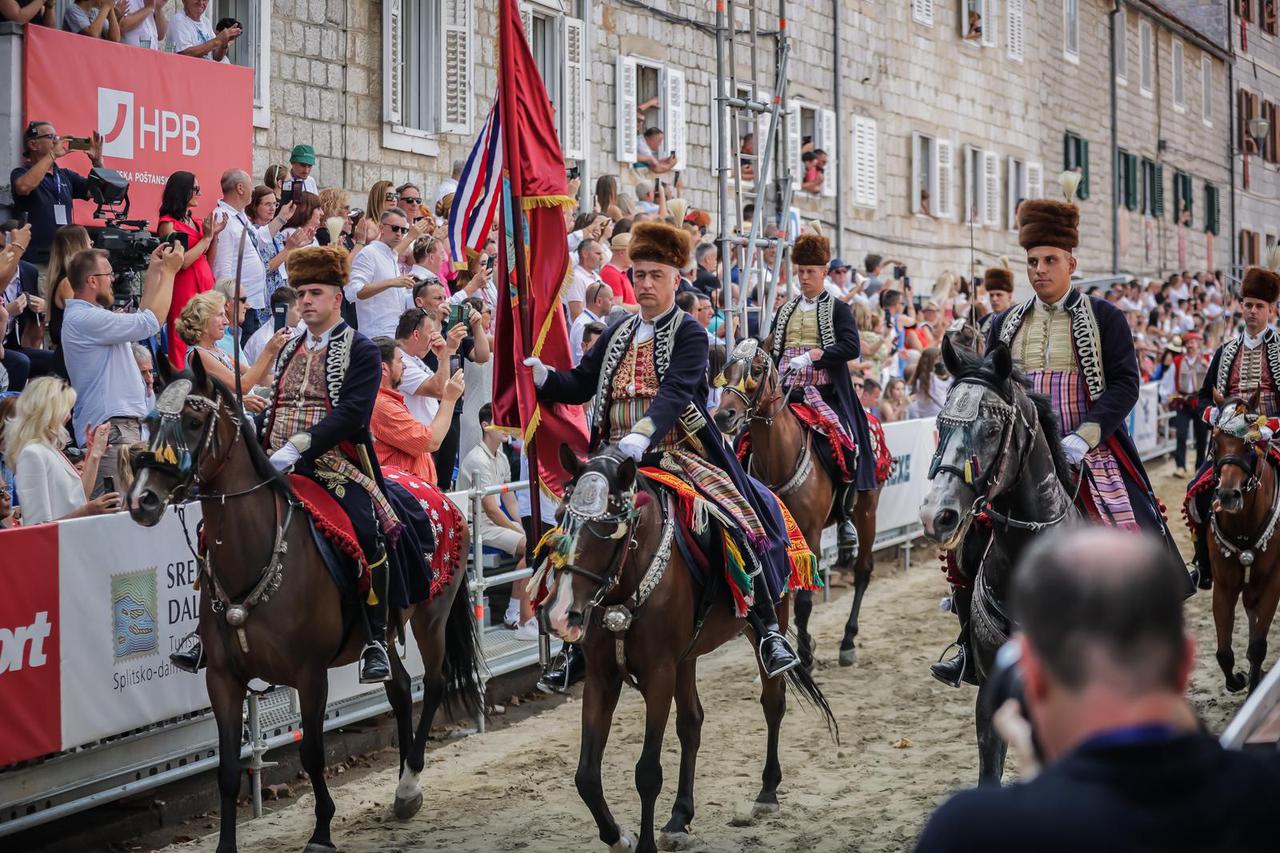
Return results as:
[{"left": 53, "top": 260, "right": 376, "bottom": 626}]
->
[{"left": 919, "top": 336, "right": 1079, "bottom": 783}]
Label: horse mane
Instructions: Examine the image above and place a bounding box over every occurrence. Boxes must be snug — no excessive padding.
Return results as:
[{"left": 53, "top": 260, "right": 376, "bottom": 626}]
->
[{"left": 199, "top": 371, "right": 293, "bottom": 497}]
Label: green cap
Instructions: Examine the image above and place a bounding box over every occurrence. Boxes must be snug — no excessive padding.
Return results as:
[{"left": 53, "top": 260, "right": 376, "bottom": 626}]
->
[{"left": 289, "top": 144, "right": 316, "bottom": 165}]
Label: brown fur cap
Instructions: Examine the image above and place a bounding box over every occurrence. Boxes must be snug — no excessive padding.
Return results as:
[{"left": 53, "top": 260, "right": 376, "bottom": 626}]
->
[
  {"left": 791, "top": 234, "right": 831, "bottom": 267},
  {"left": 628, "top": 221, "right": 692, "bottom": 269},
  {"left": 983, "top": 266, "right": 1014, "bottom": 293},
  {"left": 287, "top": 246, "right": 350, "bottom": 288},
  {"left": 1242, "top": 267, "right": 1280, "bottom": 304},
  {"left": 1017, "top": 199, "right": 1079, "bottom": 252}
]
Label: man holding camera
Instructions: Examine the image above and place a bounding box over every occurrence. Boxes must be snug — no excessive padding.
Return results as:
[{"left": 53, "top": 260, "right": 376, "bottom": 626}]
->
[
  {"left": 167, "top": 0, "right": 239, "bottom": 60},
  {"left": 345, "top": 207, "right": 416, "bottom": 338},
  {"left": 915, "top": 529, "right": 1280, "bottom": 852},
  {"left": 10, "top": 122, "right": 104, "bottom": 274}
]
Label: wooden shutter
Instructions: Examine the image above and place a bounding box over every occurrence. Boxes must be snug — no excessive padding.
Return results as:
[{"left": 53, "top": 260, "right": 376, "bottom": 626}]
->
[
  {"left": 616, "top": 56, "right": 638, "bottom": 163},
  {"left": 819, "top": 108, "right": 838, "bottom": 198},
  {"left": 1006, "top": 155, "right": 1022, "bottom": 230},
  {"left": 560, "top": 16, "right": 586, "bottom": 160},
  {"left": 1172, "top": 40, "right": 1185, "bottom": 110},
  {"left": 936, "top": 138, "right": 955, "bottom": 219},
  {"left": 383, "top": 0, "right": 404, "bottom": 127},
  {"left": 983, "top": 149, "right": 1000, "bottom": 226},
  {"left": 1204, "top": 185, "right": 1217, "bottom": 234},
  {"left": 439, "top": 0, "right": 473, "bottom": 135},
  {"left": 1007, "top": 0, "right": 1025, "bottom": 61},
  {"left": 1266, "top": 0, "right": 1278, "bottom": 35},
  {"left": 852, "top": 115, "right": 878, "bottom": 209},
  {"left": 963, "top": 144, "right": 979, "bottom": 223},
  {"left": 911, "top": 132, "right": 923, "bottom": 214},
  {"left": 982, "top": 0, "right": 997, "bottom": 48},
  {"left": 1126, "top": 152, "right": 1139, "bottom": 211},
  {"left": 1027, "top": 161, "right": 1043, "bottom": 200},
  {"left": 914, "top": 0, "right": 934, "bottom": 26},
  {"left": 664, "top": 66, "right": 687, "bottom": 171},
  {"left": 1154, "top": 164, "right": 1165, "bottom": 217},
  {"left": 787, "top": 104, "right": 803, "bottom": 184}
]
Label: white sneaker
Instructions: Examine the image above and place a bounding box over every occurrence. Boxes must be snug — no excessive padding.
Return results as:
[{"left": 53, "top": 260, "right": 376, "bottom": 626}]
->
[{"left": 514, "top": 619, "right": 540, "bottom": 641}]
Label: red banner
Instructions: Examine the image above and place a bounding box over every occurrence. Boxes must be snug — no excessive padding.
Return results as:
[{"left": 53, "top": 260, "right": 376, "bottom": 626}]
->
[
  {"left": 23, "top": 25, "right": 254, "bottom": 229},
  {"left": 0, "top": 524, "right": 60, "bottom": 766}
]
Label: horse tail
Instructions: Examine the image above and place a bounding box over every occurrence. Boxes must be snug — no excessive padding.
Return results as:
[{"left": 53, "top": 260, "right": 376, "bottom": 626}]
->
[
  {"left": 783, "top": 662, "right": 840, "bottom": 744},
  {"left": 441, "top": 570, "right": 486, "bottom": 721}
]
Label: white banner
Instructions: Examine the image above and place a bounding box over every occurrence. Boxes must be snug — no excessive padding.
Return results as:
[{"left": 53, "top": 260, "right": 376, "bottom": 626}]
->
[
  {"left": 57, "top": 508, "right": 210, "bottom": 748},
  {"left": 1128, "top": 381, "right": 1161, "bottom": 457},
  {"left": 876, "top": 417, "right": 938, "bottom": 533}
]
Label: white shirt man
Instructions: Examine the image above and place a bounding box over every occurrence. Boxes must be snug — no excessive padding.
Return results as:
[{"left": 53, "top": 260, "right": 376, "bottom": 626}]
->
[
  {"left": 212, "top": 185, "right": 268, "bottom": 311},
  {"left": 118, "top": 0, "right": 167, "bottom": 49},
  {"left": 64, "top": 301, "right": 158, "bottom": 445},
  {"left": 167, "top": 4, "right": 238, "bottom": 61},
  {"left": 569, "top": 282, "right": 614, "bottom": 365},
  {"left": 346, "top": 240, "right": 412, "bottom": 338}
]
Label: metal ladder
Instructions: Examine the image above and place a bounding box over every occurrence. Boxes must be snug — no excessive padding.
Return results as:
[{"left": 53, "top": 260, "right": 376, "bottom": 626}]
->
[{"left": 715, "top": 0, "right": 797, "bottom": 352}]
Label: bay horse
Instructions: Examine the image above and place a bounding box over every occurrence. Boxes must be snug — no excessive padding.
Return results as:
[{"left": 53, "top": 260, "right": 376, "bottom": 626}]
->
[
  {"left": 919, "top": 337, "right": 1078, "bottom": 783},
  {"left": 541, "top": 444, "right": 836, "bottom": 853},
  {"left": 1205, "top": 391, "right": 1280, "bottom": 694},
  {"left": 126, "top": 357, "right": 481, "bottom": 853},
  {"left": 711, "top": 339, "right": 880, "bottom": 669}
]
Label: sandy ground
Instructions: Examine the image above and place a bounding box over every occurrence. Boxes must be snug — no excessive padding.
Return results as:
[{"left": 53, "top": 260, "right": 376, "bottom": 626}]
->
[{"left": 161, "top": 458, "right": 1254, "bottom": 853}]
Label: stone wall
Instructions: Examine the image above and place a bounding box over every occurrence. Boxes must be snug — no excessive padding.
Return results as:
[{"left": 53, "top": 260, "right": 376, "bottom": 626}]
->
[{"left": 1231, "top": 3, "right": 1280, "bottom": 266}]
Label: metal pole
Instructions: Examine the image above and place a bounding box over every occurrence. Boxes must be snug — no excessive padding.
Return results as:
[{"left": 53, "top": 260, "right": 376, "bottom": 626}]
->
[
  {"left": 717, "top": 0, "right": 735, "bottom": 353},
  {"left": 832, "top": 0, "right": 843, "bottom": 258},
  {"left": 469, "top": 488, "right": 487, "bottom": 734},
  {"left": 743, "top": 21, "right": 790, "bottom": 341},
  {"left": 247, "top": 695, "right": 263, "bottom": 818},
  {"left": 1109, "top": 3, "right": 1120, "bottom": 273}
]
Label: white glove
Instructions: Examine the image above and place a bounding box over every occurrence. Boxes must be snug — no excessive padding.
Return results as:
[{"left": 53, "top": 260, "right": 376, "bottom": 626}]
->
[
  {"left": 1062, "top": 433, "right": 1089, "bottom": 466},
  {"left": 523, "top": 356, "right": 548, "bottom": 387},
  {"left": 269, "top": 443, "right": 302, "bottom": 472},
  {"left": 617, "top": 432, "right": 649, "bottom": 461},
  {"left": 787, "top": 353, "right": 812, "bottom": 371}
]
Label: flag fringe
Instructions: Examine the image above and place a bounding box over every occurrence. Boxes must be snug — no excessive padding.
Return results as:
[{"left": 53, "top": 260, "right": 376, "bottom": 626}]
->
[
  {"left": 532, "top": 260, "right": 574, "bottom": 355},
  {"left": 522, "top": 194, "right": 577, "bottom": 210}
]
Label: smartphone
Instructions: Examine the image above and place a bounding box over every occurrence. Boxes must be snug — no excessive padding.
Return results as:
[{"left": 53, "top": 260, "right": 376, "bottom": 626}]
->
[
  {"left": 103, "top": 476, "right": 116, "bottom": 495},
  {"left": 674, "top": 170, "right": 681, "bottom": 186},
  {"left": 164, "top": 231, "right": 190, "bottom": 251},
  {"left": 893, "top": 265, "right": 907, "bottom": 280},
  {"left": 567, "top": 166, "right": 580, "bottom": 181},
  {"left": 272, "top": 303, "right": 289, "bottom": 332},
  {"left": 65, "top": 136, "right": 92, "bottom": 151},
  {"left": 654, "top": 178, "right": 661, "bottom": 197},
  {"left": 290, "top": 182, "right": 303, "bottom": 205}
]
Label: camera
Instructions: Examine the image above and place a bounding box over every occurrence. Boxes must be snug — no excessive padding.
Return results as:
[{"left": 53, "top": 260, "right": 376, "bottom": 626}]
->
[
  {"left": 984, "top": 641, "right": 1045, "bottom": 762},
  {"left": 95, "top": 220, "right": 160, "bottom": 308}
]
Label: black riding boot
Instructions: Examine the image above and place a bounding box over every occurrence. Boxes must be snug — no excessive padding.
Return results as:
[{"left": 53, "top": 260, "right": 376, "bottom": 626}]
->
[
  {"left": 747, "top": 584, "right": 800, "bottom": 679},
  {"left": 836, "top": 483, "right": 859, "bottom": 567},
  {"left": 170, "top": 630, "right": 205, "bottom": 673},
  {"left": 359, "top": 556, "right": 393, "bottom": 684},
  {"left": 1193, "top": 531, "right": 1213, "bottom": 591},
  {"left": 537, "top": 643, "right": 586, "bottom": 694},
  {"left": 931, "top": 587, "right": 976, "bottom": 688}
]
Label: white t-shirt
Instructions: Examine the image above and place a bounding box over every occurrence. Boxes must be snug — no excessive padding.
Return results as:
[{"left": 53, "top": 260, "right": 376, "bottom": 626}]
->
[
  {"left": 62, "top": 300, "right": 160, "bottom": 444},
  {"left": 118, "top": 0, "right": 161, "bottom": 48},
  {"left": 399, "top": 351, "right": 440, "bottom": 426},
  {"left": 566, "top": 264, "right": 599, "bottom": 309},
  {"left": 166, "top": 11, "right": 215, "bottom": 55}
]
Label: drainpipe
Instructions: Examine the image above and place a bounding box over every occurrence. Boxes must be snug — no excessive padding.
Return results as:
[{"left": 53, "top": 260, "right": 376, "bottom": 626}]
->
[
  {"left": 832, "top": 0, "right": 843, "bottom": 257},
  {"left": 1109, "top": 1, "right": 1120, "bottom": 273},
  {"left": 579, "top": 0, "right": 592, "bottom": 210},
  {"left": 1228, "top": 2, "right": 1238, "bottom": 275}
]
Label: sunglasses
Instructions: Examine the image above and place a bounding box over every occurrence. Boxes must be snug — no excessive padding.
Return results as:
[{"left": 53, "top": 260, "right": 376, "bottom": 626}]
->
[
  {"left": 400, "top": 196, "right": 421, "bottom": 205},
  {"left": 388, "top": 224, "right": 409, "bottom": 235},
  {"left": 385, "top": 193, "right": 399, "bottom": 202}
]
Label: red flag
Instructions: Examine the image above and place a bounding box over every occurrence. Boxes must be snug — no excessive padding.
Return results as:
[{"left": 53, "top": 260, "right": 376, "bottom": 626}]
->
[{"left": 491, "top": 0, "right": 589, "bottom": 499}]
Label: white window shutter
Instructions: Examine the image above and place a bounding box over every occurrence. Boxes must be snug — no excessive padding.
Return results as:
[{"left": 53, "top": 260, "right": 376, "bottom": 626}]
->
[
  {"left": 519, "top": 3, "right": 532, "bottom": 36},
  {"left": 914, "top": 0, "right": 934, "bottom": 27},
  {"left": 852, "top": 116, "right": 878, "bottom": 209},
  {"left": 616, "top": 56, "right": 638, "bottom": 163},
  {"left": 982, "top": 0, "right": 997, "bottom": 48},
  {"left": 983, "top": 150, "right": 1000, "bottom": 227},
  {"left": 439, "top": 0, "right": 473, "bottom": 135},
  {"left": 1172, "top": 40, "right": 1185, "bottom": 109},
  {"left": 787, "top": 103, "right": 802, "bottom": 184},
  {"left": 663, "top": 66, "right": 687, "bottom": 171},
  {"left": 562, "top": 16, "right": 586, "bottom": 160},
  {"left": 820, "top": 108, "right": 837, "bottom": 197},
  {"left": 962, "top": 144, "right": 977, "bottom": 223},
  {"left": 936, "top": 139, "right": 955, "bottom": 219},
  {"left": 383, "top": 0, "right": 403, "bottom": 127},
  {"left": 1027, "top": 161, "right": 1043, "bottom": 200},
  {"left": 1006, "top": 155, "right": 1022, "bottom": 231},
  {"left": 1115, "top": 9, "right": 1127, "bottom": 82},
  {"left": 911, "top": 132, "right": 924, "bottom": 215},
  {"left": 1007, "top": 0, "right": 1024, "bottom": 61}
]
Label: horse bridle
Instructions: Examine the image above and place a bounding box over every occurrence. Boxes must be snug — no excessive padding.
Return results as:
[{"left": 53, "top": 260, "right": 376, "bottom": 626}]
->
[
  {"left": 1213, "top": 444, "right": 1262, "bottom": 495},
  {"left": 720, "top": 353, "right": 786, "bottom": 425}
]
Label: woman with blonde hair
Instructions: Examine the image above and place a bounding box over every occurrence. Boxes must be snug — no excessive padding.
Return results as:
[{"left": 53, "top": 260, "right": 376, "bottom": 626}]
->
[
  {"left": 177, "top": 292, "right": 288, "bottom": 410},
  {"left": 853, "top": 301, "right": 889, "bottom": 380},
  {"left": 6, "top": 377, "right": 119, "bottom": 524}
]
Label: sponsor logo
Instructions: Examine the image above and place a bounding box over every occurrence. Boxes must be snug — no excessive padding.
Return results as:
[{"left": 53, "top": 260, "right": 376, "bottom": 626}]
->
[
  {"left": 97, "top": 86, "right": 202, "bottom": 160},
  {"left": 112, "top": 570, "right": 158, "bottom": 660},
  {"left": 885, "top": 453, "right": 912, "bottom": 487},
  {"left": 0, "top": 611, "right": 52, "bottom": 674}
]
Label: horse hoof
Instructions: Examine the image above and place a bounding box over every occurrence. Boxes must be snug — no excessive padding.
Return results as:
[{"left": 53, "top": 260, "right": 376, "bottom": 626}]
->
[
  {"left": 392, "top": 791, "right": 423, "bottom": 820},
  {"left": 1226, "top": 672, "right": 1249, "bottom": 693},
  {"left": 750, "top": 800, "right": 781, "bottom": 819},
  {"left": 657, "top": 831, "right": 695, "bottom": 851},
  {"left": 608, "top": 829, "right": 637, "bottom": 852},
  {"left": 838, "top": 646, "right": 857, "bottom": 667}
]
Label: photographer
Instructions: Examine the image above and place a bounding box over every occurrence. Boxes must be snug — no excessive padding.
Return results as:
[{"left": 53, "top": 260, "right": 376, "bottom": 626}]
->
[
  {"left": 344, "top": 207, "right": 416, "bottom": 338},
  {"left": 10, "top": 122, "right": 104, "bottom": 272},
  {"left": 915, "top": 529, "right": 1280, "bottom": 853},
  {"left": 61, "top": 243, "right": 181, "bottom": 496}
]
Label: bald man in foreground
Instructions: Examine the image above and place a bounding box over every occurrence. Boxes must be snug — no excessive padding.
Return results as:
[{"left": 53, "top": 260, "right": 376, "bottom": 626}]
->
[{"left": 916, "top": 529, "right": 1280, "bottom": 853}]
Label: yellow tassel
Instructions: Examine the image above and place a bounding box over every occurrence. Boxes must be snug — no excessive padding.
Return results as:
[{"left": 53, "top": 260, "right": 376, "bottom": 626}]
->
[
  {"left": 366, "top": 588, "right": 379, "bottom": 606},
  {"left": 521, "top": 194, "right": 577, "bottom": 210}
]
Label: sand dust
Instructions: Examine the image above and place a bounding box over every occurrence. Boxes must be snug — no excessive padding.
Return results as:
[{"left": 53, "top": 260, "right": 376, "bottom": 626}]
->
[{"left": 160, "top": 459, "right": 1250, "bottom": 853}]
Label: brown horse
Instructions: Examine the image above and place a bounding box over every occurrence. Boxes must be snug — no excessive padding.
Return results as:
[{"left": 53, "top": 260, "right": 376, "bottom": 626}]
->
[
  {"left": 712, "top": 340, "right": 880, "bottom": 668},
  {"left": 126, "top": 358, "right": 481, "bottom": 853},
  {"left": 542, "top": 445, "right": 835, "bottom": 853},
  {"left": 1206, "top": 391, "right": 1280, "bottom": 694}
]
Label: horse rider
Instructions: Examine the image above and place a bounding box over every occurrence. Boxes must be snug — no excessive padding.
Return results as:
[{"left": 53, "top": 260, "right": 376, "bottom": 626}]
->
[
  {"left": 171, "top": 246, "right": 429, "bottom": 683},
  {"left": 932, "top": 188, "right": 1174, "bottom": 688},
  {"left": 524, "top": 221, "right": 801, "bottom": 678},
  {"left": 765, "top": 233, "right": 878, "bottom": 567},
  {"left": 1186, "top": 264, "right": 1280, "bottom": 590},
  {"left": 978, "top": 265, "right": 1014, "bottom": 338}
]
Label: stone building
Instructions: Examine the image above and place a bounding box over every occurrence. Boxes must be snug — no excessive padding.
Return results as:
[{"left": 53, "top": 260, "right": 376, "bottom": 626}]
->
[{"left": 1229, "top": 0, "right": 1280, "bottom": 270}]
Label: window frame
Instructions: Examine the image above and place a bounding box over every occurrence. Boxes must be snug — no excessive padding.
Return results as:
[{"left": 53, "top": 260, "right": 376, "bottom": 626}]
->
[
  {"left": 1063, "top": 130, "right": 1089, "bottom": 200},
  {"left": 1064, "top": 0, "right": 1080, "bottom": 62},
  {"left": 1171, "top": 38, "right": 1186, "bottom": 112},
  {"left": 216, "top": 0, "right": 272, "bottom": 130},
  {"left": 1139, "top": 18, "right": 1154, "bottom": 98}
]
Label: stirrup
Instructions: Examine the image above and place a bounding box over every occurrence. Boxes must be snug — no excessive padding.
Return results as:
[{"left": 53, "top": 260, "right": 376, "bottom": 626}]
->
[
  {"left": 170, "top": 633, "right": 205, "bottom": 674},
  {"left": 358, "top": 641, "right": 392, "bottom": 684},
  {"left": 758, "top": 631, "right": 800, "bottom": 679},
  {"left": 930, "top": 641, "right": 970, "bottom": 689}
]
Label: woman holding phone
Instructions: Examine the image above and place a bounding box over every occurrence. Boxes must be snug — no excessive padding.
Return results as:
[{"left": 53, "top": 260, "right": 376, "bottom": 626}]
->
[{"left": 157, "top": 170, "right": 223, "bottom": 369}]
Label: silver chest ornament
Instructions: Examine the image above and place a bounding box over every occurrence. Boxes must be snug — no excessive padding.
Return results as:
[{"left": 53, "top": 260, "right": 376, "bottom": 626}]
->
[
  {"left": 225, "top": 604, "right": 249, "bottom": 627},
  {"left": 1239, "top": 549, "right": 1256, "bottom": 567}
]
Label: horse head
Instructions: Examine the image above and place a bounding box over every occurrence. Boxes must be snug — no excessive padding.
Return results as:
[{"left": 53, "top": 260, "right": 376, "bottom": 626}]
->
[
  {"left": 711, "top": 338, "right": 781, "bottom": 435},
  {"left": 1209, "top": 388, "right": 1269, "bottom": 514},
  {"left": 542, "top": 442, "right": 646, "bottom": 644},
  {"left": 127, "top": 354, "right": 244, "bottom": 526},
  {"left": 920, "top": 334, "right": 1040, "bottom": 548}
]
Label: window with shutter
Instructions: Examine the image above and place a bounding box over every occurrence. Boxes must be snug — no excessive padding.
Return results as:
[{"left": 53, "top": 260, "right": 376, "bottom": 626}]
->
[
  {"left": 559, "top": 16, "right": 586, "bottom": 160},
  {"left": 1202, "top": 57, "right": 1213, "bottom": 126},
  {"left": 1154, "top": 164, "right": 1165, "bottom": 217},
  {"left": 983, "top": 150, "right": 1000, "bottom": 227},
  {"left": 1205, "top": 184, "right": 1219, "bottom": 235},
  {"left": 1126, "top": 152, "right": 1139, "bottom": 211},
  {"left": 852, "top": 116, "right": 878, "bottom": 209},
  {"left": 616, "top": 56, "right": 638, "bottom": 164},
  {"left": 1114, "top": 8, "right": 1127, "bottom": 84},
  {"left": 1007, "top": 0, "right": 1025, "bottom": 60},
  {"left": 1063, "top": 131, "right": 1089, "bottom": 200},
  {"left": 663, "top": 67, "right": 687, "bottom": 172},
  {"left": 1172, "top": 40, "right": 1186, "bottom": 111},
  {"left": 912, "top": 132, "right": 926, "bottom": 215},
  {"left": 819, "top": 108, "right": 837, "bottom": 198},
  {"left": 913, "top": 0, "right": 934, "bottom": 27},
  {"left": 216, "top": 0, "right": 268, "bottom": 122},
  {"left": 963, "top": 144, "right": 981, "bottom": 224},
  {"left": 1064, "top": 0, "right": 1080, "bottom": 58},
  {"left": 787, "top": 104, "right": 803, "bottom": 184},
  {"left": 440, "top": 0, "right": 473, "bottom": 135},
  {"left": 1139, "top": 20, "right": 1154, "bottom": 96},
  {"left": 936, "top": 139, "right": 955, "bottom": 220},
  {"left": 960, "top": 1, "right": 996, "bottom": 48},
  {"left": 383, "top": 0, "right": 405, "bottom": 127},
  {"left": 1006, "top": 156, "right": 1026, "bottom": 231},
  {"left": 1141, "top": 158, "right": 1156, "bottom": 216},
  {"left": 1240, "top": 0, "right": 1254, "bottom": 25},
  {"left": 1266, "top": 0, "right": 1278, "bottom": 35},
  {"left": 1026, "top": 162, "right": 1043, "bottom": 201}
]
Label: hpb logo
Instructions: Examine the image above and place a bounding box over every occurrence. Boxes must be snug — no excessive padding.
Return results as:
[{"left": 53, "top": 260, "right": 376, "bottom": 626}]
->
[
  {"left": 97, "top": 86, "right": 202, "bottom": 160},
  {"left": 112, "top": 570, "right": 158, "bottom": 660}
]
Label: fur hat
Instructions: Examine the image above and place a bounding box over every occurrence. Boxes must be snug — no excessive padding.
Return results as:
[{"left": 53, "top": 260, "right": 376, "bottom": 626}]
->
[
  {"left": 628, "top": 221, "right": 692, "bottom": 270},
  {"left": 287, "top": 246, "right": 349, "bottom": 288},
  {"left": 983, "top": 266, "right": 1014, "bottom": 293},
  {"left": 791, "top": 234, "right": 831, "bottom": 267},
  {"left": 1017, "top": 200, "right": 1079, "bottom": 252},
  {"left": 1242, "top": 267, "right": 1280, "bottom": 304}
]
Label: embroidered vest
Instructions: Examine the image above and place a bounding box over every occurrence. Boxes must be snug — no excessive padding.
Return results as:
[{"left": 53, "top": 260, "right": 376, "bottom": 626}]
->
[
  {"left": 770, "top": 292, "right": 836, "bottom": 362},
  {"left": 998, "top": 292, "right": 1106, "bottom": 402},
  {"left": 1214, "top": 332, "right": 1280, "bottom": 417}
]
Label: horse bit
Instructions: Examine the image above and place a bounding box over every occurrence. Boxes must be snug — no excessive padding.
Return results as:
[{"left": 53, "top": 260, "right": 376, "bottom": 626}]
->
[{"left": 1210, "top": 415, "right": 1278, "bottom": 576}]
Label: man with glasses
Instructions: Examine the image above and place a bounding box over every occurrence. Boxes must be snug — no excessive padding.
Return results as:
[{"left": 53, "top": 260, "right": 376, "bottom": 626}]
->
[
  {"left": 62, "top": 244, "right": 181, "bottom": 495},
  {"left": 10, "top": 122, "right": 104, "bottom": 277},
  {"left": 345, "top": 208, "right": 416, "bottom": 338},
  {"left": 212, "top": 169, "right": 268, "bottom": 339}
]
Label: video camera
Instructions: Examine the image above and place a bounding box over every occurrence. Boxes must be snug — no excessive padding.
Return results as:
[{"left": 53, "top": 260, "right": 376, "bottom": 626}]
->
[{"left": 84, "top": 168, "right": 160, "bottom": 308}]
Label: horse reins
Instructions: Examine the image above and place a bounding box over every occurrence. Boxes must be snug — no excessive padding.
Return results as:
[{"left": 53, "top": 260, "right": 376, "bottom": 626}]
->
[{"left": 724, "top": 354, "right": 815, "bottom": 497}]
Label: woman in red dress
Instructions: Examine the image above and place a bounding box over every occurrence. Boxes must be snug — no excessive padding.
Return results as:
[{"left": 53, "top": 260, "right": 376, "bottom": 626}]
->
[{"left": 157, "top": 171, "right": 224, "bottom": 369}]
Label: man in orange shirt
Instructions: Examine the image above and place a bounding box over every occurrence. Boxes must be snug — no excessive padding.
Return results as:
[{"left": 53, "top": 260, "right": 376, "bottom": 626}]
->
[{"left": 370, "top": 336, "right": 463, "bottom": 484}]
